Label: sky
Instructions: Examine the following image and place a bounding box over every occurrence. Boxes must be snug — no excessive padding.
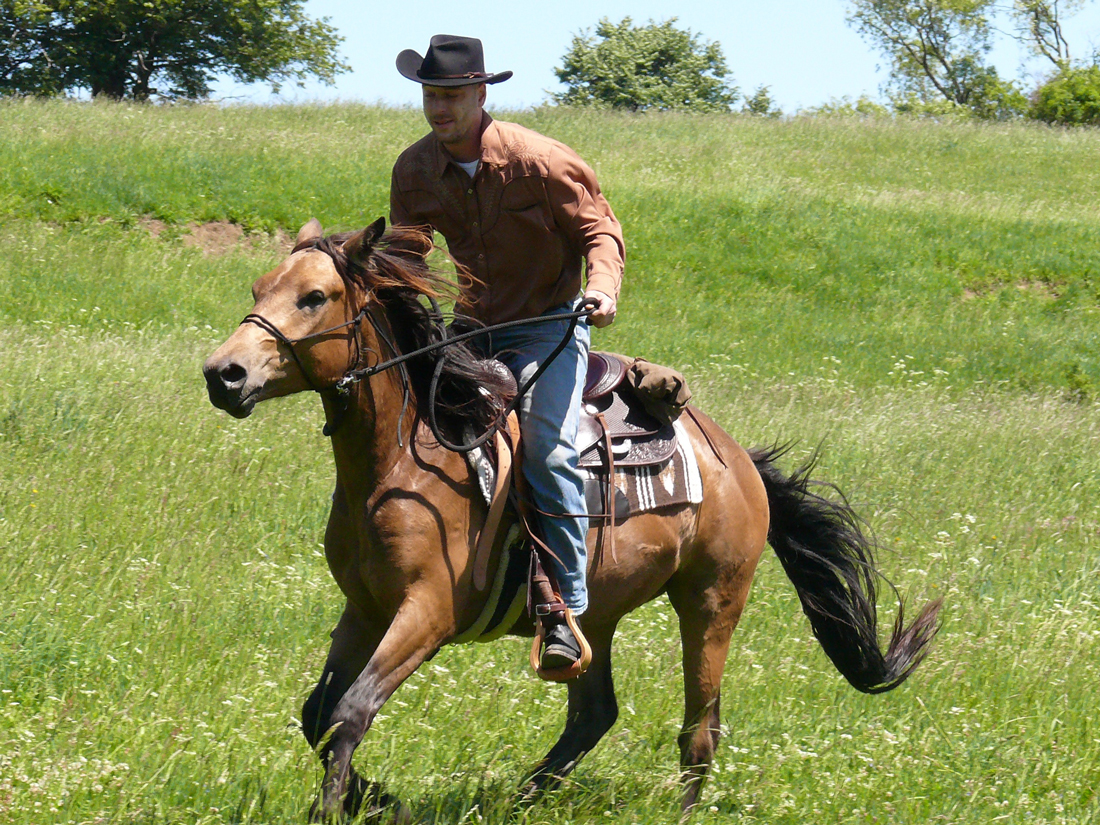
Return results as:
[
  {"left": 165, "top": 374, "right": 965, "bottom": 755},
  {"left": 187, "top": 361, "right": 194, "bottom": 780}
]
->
[{"left": 213, "top": 0, "right": 1100, "bottom": 112}]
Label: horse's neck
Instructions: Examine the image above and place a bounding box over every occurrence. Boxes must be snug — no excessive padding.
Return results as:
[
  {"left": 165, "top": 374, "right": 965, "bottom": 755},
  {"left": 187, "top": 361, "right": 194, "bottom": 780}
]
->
[{"left": 324, "top": 370, "right": 410, "bottom": 496}]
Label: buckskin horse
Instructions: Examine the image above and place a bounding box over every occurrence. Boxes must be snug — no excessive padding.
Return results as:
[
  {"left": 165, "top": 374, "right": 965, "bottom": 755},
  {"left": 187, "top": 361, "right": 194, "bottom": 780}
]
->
[{"left": 203, "top": 219, "right": 942, "bottom": 821}]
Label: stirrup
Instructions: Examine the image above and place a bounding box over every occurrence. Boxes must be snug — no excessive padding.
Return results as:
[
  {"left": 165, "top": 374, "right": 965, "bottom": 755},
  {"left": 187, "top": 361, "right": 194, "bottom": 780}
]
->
[{"left": 530, "top": 606, "right": 592, "bottom": 682}]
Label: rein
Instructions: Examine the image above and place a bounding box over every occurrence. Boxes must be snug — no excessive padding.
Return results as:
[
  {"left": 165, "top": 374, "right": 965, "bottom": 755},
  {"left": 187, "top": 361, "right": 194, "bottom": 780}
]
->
[{"left": 240, "top": 299, "right": 595, "bottom": 447}]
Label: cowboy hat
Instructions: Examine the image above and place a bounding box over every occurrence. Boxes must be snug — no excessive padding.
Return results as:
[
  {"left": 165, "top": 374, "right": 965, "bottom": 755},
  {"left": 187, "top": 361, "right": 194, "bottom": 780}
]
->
[{"left": 396, "top": 35, "right": 512, "bottom": 87}]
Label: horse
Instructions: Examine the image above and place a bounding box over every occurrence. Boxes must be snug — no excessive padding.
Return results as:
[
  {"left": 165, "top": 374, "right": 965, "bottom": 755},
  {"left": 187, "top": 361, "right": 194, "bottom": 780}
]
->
[{"left": 202, "top": 219, "right": 942, "bottom": 822}]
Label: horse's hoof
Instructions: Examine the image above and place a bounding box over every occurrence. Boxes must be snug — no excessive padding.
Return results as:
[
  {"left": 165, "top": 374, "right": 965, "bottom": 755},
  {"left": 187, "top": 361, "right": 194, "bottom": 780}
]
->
[
  {"left": 347, "top": 778, "right": 412, "bottom": 823},
  {"left": 308, "top": 779, "right": 411, "bottom": 824}
]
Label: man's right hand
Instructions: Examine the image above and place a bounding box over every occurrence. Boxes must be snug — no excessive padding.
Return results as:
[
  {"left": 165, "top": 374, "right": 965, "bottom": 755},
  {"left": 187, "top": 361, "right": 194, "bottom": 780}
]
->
[{"left": 583, "top": 290, "right": 617, "bottom": 328}]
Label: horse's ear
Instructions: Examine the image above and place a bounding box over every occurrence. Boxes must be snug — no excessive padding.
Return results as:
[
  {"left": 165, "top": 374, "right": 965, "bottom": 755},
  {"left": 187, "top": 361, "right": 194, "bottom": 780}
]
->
[
  {"left": 294, "top": 218, "right": 323, "bottom": 251},
  {"left": 343, "top": 217, "right": 387, "bottom": 264}
]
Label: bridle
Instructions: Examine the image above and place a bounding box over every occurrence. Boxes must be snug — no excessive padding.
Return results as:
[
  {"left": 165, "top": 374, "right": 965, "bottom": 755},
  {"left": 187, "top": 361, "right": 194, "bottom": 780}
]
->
[
  {"left": 240, "top": 297, "right": 407, "bottom": 439},
  {"left": 241, "top": 294, "right": 596, "bottom": 447},
  {"left": 241, "top": 307, "right": 370, "bottom": 395}
]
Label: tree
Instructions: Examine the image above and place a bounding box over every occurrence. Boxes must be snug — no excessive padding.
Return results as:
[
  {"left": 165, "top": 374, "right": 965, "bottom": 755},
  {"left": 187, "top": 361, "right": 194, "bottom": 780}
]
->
[
  {"left": 847, "top": 0, "right": 1026, "bottom": 118},
  {"left": 1011, "top": 0, "right": 1085, "bottom": 68},
  {"left": 0, "top": 0, "right": 347, "bottom": 100},
  {"left": 1031, "top": 63, "right": 1100, "bottom": 124},
  {"left": 553, "top": 17, "right": 738, "bottom": 113},
  {"left": 742, "top": 84, "right": 782, "bottom": 117}
]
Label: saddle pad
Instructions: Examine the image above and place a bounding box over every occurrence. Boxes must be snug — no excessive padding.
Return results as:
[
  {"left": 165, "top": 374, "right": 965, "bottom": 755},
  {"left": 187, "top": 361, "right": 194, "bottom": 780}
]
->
[
  {"left": 581, "top": 418, "right": 703, "bottom": 518},
  {"left": 451, "top": 524, "right": 529, "bottom": 644}
]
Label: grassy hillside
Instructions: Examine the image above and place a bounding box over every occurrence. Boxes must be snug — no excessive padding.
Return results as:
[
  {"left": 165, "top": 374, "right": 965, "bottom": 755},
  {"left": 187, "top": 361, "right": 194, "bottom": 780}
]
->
[{"left": 2, "top": 100, "right": 1098, "bottom": 824}]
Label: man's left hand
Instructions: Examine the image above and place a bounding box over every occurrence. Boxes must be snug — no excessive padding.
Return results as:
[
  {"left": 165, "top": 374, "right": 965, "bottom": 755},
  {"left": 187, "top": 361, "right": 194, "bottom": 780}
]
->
[{"left": 583, "top": 290, "right": 617, "bottom": 328}]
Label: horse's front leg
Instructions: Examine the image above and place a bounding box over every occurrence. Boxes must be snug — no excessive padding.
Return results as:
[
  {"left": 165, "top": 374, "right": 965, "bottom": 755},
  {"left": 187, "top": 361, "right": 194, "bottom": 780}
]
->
[
  {"left": 302, "top": 601, "right": 396, "bottom": 821},
  {"left": 312, "top": 594, "right": 445, "bottom": 821}
]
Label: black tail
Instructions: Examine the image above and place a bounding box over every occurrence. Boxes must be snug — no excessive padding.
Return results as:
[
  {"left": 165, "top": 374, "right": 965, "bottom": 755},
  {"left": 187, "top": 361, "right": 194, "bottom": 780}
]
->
[{"left": 750, "top": 445, "right": 942, "bottom": 694}]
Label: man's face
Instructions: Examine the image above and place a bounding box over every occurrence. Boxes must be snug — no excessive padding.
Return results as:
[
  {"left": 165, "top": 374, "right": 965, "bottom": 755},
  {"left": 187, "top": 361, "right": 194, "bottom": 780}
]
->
[{"left": 422, "top": 83, "right": 485, "bottom": 148}]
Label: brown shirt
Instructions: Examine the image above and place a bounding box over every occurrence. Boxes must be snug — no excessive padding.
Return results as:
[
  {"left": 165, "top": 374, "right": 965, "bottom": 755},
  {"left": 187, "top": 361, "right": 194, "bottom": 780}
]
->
[{"left": 390, "top": 114, "right": 625, "bottom": 325}]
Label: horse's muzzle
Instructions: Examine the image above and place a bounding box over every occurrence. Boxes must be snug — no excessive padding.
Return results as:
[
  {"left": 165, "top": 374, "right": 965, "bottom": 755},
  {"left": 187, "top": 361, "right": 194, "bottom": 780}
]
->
[{"left": 203, "top": 357, "right": 257, "bottom": 418}]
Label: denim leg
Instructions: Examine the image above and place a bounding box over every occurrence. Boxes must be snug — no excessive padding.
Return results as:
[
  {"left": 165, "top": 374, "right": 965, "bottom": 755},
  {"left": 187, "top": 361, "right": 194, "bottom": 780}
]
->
[{"left": 481, "top": 308, "right": 590, "bottom": 615}]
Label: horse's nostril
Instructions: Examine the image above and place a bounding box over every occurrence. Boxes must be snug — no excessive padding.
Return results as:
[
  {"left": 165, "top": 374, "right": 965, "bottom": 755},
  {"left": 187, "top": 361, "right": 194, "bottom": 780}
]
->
[{"left": 219, "top": 363, "right": 247, "bottom": 387}]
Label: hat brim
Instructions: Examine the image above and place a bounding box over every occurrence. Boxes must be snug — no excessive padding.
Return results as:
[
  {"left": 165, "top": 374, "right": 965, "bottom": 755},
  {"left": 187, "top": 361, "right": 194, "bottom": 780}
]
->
[{"left": 396, "top": 49, "right": 512, "bottom": 87}]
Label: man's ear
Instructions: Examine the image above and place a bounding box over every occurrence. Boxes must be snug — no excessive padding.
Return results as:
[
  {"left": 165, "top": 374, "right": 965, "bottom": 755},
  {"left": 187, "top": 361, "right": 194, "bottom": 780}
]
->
[
  {"left": 293, "top": 218, "right": 323, "bottom": 252},
  {"left": 342, "top": 217, "right": 387, "bottom": 264}
]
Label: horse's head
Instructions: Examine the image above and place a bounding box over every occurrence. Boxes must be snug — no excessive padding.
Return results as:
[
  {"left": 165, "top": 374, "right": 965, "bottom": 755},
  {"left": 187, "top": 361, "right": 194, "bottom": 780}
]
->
[{"left": 203, "top": 218, "right": 384, "bottom": 418}]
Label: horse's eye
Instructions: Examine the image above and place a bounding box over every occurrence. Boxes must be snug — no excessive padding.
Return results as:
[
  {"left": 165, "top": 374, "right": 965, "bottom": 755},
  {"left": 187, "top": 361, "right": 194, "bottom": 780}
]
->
[{"left": 298, "top": 290, "right": 326, "bottom": 310}]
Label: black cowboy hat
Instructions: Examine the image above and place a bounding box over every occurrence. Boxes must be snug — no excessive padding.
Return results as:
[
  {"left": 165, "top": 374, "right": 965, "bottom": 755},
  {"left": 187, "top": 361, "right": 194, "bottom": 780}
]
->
[{"left": 396, "top": 35, "right": 512, "bottom": 87}]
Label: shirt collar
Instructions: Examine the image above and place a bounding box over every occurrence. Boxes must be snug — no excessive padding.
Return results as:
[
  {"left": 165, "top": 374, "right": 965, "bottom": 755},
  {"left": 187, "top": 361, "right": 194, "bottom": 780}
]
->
[{"left": 429, "top": 112, "right": 499, "bottom": 179}]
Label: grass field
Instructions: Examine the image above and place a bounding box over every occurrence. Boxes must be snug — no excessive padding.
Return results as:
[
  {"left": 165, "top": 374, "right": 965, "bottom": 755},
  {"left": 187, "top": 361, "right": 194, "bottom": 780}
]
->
[{"left": 2, "top": 100, "right": 1099, "bottom": 824}]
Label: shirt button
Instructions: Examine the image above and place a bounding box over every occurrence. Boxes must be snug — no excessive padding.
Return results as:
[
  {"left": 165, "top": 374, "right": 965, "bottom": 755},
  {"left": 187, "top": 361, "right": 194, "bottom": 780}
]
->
[
  {"left": 478, "top": 253, "right": 485, "bottom": 259},
  {"left": 472, "top": 221, "right": 478, "bottom": 228},
  {"left": 467, "top": 189, "right": 473, "bottom": 196}
]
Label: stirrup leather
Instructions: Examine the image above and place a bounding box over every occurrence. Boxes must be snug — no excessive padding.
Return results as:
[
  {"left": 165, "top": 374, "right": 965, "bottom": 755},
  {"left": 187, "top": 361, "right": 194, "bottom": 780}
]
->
[{"left": 530, "top": 607, "right": 593, "bottom": 682}]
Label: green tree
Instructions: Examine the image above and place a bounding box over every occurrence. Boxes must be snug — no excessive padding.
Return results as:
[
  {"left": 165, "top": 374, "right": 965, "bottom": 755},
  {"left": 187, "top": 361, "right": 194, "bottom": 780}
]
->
[
  {"left": 0, "top": 0, "right": 347, "bottom": 100},
  {"left": 1031, "top": 63, "right": 1100, "bottom": 124},
  {"left": 553, "top": 17, "right": 738, "bottom": 113},
  {"left": 742, "top": 84, "right": 782, "bottom": 117},
  {"left": 847, "top": 0, "right": 1026, "bottom": 118}
]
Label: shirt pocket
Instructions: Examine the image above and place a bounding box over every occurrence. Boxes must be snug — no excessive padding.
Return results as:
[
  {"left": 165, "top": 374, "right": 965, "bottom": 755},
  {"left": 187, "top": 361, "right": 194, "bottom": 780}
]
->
[{"left": 496, "top": 176, "right": 552, "bottom": 231}]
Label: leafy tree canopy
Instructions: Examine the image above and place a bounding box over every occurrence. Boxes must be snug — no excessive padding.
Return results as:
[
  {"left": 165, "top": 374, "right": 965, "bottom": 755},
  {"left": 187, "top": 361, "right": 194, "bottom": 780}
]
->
[
  {"left": 1031, "top": 63, "right": 1100, "bottom": 124},
  {"left": 0, "top": 0, "right": 348, "bottom": 100},
  {"left": 847, "top": 0, "right": 1023, "bottom": 116},
  {"left": 553, "top": 17, "right": 738, "bottom": 113}
]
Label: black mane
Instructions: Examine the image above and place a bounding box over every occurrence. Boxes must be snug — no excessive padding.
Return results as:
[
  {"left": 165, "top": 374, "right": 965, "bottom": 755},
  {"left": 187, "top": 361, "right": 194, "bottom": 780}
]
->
[{"left": 302, "top": 226, "right": 514, "bottom": 444}]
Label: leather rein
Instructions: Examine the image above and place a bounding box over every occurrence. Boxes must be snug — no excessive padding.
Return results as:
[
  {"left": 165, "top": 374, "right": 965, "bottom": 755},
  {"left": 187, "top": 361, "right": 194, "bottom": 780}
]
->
[{"left": 240, "top": 297, "right": 595, "bottom": 445}]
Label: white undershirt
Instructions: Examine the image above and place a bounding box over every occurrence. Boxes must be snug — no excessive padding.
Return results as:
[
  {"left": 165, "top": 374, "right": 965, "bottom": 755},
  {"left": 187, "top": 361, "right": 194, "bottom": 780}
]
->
[{"left": 455, "top": 159, "right": 480, "bottom": 178}]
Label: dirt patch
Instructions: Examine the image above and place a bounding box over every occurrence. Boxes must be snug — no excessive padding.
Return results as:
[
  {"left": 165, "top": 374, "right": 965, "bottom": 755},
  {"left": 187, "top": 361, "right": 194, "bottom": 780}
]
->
[
  {"left": 183, "top": 221, "right": 244, "bottom": 255},
  {"left": 136, "top": 217, "right": 294, "bottom": 256},
  {"left": 140, "top": 217, "right": 168, "bottom": 238},
  {"left": 272, "top": 228, "right": 295, "bottom": 254},
  {"left": 1016, "top": 280, "right": 1059, "bottom": 299}
]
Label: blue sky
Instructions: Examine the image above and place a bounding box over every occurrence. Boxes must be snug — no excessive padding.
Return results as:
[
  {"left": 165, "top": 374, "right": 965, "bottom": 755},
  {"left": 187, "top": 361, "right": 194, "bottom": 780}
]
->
[{"left": 214, "top": 0, "right": 1100, "bottom": 111}]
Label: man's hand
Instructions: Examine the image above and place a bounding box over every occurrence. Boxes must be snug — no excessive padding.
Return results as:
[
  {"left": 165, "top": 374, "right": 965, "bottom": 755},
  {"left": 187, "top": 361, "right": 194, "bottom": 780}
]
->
[{"left": 583, "top": 290, "right": 617, "bottom": 328}]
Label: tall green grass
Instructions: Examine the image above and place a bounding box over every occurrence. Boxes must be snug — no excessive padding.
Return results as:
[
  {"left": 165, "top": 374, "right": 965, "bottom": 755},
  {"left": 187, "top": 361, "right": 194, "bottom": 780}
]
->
[{"left": 2, "top": 101, "right": 1099, "bottom": 823}]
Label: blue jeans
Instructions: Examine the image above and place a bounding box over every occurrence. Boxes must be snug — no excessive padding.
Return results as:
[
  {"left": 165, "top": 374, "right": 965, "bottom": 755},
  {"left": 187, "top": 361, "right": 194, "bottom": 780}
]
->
[{"left": 474, "top": 302, "right": 590, "bottom": 615}]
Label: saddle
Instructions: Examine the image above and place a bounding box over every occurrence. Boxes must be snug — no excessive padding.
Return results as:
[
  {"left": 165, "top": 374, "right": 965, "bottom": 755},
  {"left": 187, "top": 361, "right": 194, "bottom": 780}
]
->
[{"left": 579, "top": 352, "right": 678, "bottom": 466}]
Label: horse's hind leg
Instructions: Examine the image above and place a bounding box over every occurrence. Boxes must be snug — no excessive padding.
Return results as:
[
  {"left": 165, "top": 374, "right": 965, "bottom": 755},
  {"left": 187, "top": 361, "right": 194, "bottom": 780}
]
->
[
  {"left": 666, "top": 570, "right": 754, "bottom": 815},
  {"left": 521, "top": 621, "right": 619, "bottom": 798}
]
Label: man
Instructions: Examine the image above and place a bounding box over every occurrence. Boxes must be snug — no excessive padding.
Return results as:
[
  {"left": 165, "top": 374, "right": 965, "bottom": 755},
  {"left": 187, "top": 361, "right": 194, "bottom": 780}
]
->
[{"left": 390, "top": 34, "right": 625, "bottom": 675}]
